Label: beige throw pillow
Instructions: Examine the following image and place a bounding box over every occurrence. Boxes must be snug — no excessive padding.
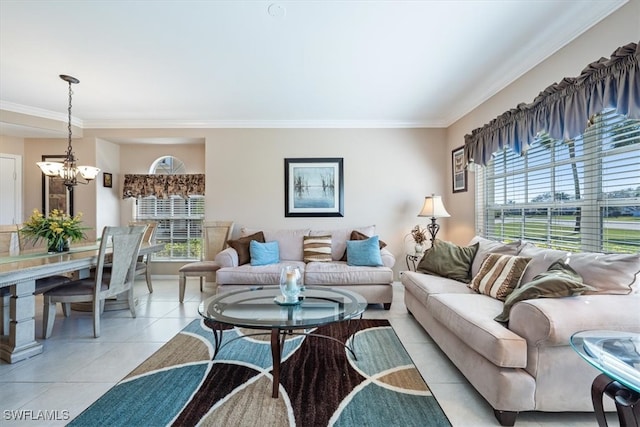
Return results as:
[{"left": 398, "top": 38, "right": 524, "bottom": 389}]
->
[{"left": 469, "top": 254, "right": 531, "bottom": 300}]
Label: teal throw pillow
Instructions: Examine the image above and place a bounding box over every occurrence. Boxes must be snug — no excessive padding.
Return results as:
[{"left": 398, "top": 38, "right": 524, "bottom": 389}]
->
[
  {"left": 250, "top": 240, "right": 280, "bottom": 266},
  {"left": 346, "top": 235, "right": 383, "bottom": 267},
  {"left": 494, "top": 259, "right": 595, "bottom": 323}
]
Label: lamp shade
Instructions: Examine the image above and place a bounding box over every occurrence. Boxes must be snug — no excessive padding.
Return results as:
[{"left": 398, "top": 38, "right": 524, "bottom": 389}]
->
[{"left": 418, "top": 195, "right": 450, "bottom": 218}]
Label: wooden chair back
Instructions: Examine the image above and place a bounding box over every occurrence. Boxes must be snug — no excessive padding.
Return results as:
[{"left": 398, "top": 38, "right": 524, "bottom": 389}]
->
[{"left": 203, "top": 221, "right": 234, "bottom": 261}]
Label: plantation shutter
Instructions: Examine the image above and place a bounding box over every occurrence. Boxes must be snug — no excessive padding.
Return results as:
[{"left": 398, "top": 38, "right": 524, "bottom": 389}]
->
[
  {"left": 136, "top": 195, "right": 205, "bottom": 260},
  {"left": 477, "top": 109, "right": 640, "bottom": 254}
]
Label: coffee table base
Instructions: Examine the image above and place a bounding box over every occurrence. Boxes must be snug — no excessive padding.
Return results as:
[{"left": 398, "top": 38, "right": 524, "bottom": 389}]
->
[
  {"left": 207, "top": 318, "right": 361, "bottom": 399},
  {"left": 591, "top": 373, "right": 640, "bottom": 427}
]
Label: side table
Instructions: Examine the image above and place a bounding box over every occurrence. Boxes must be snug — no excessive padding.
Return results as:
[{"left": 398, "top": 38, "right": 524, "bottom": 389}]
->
[
  {"left": 405, "top": 253, "right": 422, "bottom": 271},
  {"left": 570, "top": 330, "right": 640, "bottom": 427}
]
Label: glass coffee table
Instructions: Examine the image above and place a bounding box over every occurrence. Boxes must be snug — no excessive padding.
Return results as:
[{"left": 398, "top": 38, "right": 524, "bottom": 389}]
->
[
  {"left": 199, "top": 286, "right": 368, "bottom": 398},
  {"left": 570, "top": 330, "right": 640, "bottom": 427}
]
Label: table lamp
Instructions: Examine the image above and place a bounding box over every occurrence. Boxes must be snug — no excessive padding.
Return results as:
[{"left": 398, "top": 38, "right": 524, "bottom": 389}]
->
[{"left": 418, "top": 194, "right": 450, "bottom": 246}]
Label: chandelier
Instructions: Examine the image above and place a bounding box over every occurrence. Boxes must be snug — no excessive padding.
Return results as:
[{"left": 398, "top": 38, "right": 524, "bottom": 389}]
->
[{"left": 36, "top": 75, "right": 100, "bottom": 189}]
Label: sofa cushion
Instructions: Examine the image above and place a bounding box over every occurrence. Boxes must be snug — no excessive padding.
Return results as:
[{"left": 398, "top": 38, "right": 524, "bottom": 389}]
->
[
  {"left": 427, "top": 293, "right": 527, "bottom": 368},
  {"left": 303, "top": 235, "right": 332, "bottom": 262},
  {"left": 494, "top": 260, "right": 594, "bottom": 322},
  {"left": 401, "top": 271, "right": 474, "bottom": 307},
  {"left": 469, "top": 236, "right": 522, "bottom": 278},
  {"left": 250, "top": 240, "right": 280, "bottom": 266},
  {"left": 346, "top": 236, "right": 383, "bottom": 266},
  {"left": 517, "top": 243, "right": 569, "bottom": 284},
  {"left": 217, "top": 261, "right": 306, "bottom": 285},
  {"left": 304, "top": 261, "right": 393, "bottom": 285},
  {"left": 227, "top": 231, "right": 265, "bottom": 265},
  {"left": 469, "top": 254, "right": 531, "bottom": 301},
  {"left": 566, "top": 252, "right": 640, "bottom": 295},
  {"left": 242, "top": 228, "right": 310, "bottom": 261},
  {"left": 416, "top": 239, "right": 479, "bottom": 283},
  {"left": 311, "top": 225, "right": 375, "bottom": 261}
]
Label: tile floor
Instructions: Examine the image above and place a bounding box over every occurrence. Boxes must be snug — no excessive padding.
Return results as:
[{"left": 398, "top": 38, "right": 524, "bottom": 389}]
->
[{"left": 0, "top": 279, "right": 612, "bottom": 427}]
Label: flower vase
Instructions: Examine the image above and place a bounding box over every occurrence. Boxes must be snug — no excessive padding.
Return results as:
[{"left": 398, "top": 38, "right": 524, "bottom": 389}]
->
[
  {"left": 414, "top": 243, "right": 424, "bottom": 256},
  {"left": 48, "top": 239, "right": 70, "bottom": 253}
]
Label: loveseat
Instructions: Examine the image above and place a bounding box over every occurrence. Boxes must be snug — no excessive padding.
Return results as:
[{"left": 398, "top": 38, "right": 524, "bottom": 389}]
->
[
  {"left": 401, "top": 236, "right": 640, "bottom": 425},
  {"left": 215, "top": 225, "right": 396, "bottom": 309}
]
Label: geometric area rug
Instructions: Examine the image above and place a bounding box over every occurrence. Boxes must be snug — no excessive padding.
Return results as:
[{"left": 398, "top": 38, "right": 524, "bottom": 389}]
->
[{"left": 68, "top": 319, "right": 451, "bottom": 426}]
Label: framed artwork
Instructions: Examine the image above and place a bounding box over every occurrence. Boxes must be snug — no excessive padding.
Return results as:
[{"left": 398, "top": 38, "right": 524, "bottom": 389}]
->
[
  {"left": 41, "top": 155, "right": 74, "bottom": 216},
  {"left": 284, "top": 158, "right": 344, "bottom": 217},
  {"left": 452, "top": 146, "right": 467, "bottom": 193},
  {"left": 103, "top": 172, "right": 113, "bottom": 188}
]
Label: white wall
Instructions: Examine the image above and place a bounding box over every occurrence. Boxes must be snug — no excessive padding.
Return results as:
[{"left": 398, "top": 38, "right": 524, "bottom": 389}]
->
[
  {"left": 95, "top": 138, "right": 120, "bottom": 235},
  {"left": 206, "top": 128, "right": 448, "bottom": 277},
  {"left": 444, "top": 0, "right": 640, "bottom": 245}
]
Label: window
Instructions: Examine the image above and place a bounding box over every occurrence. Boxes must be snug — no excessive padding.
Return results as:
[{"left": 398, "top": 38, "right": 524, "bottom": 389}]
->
[
  {"left": 134, "top": 156, "right": 204, "bottom": 261},
  {"left": 136, "top": 195, "right": 204, "bottom": 261},
  {"left": 476, "top": 110, "right": 640, "bottom": 254}
]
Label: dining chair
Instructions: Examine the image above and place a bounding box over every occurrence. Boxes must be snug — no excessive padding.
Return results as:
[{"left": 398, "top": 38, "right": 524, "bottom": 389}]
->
[
  {"left": 0, "top": 224, "right": 71, "bottom": 335},
  {"left": 129, "top": 221, "right": 158, "bottom": 293},
  {"left": 178, "top": 220, "right": 234, "bottom": 303},
  {"left": 42, "top": 225, "right": 146, "bottom": 339}
]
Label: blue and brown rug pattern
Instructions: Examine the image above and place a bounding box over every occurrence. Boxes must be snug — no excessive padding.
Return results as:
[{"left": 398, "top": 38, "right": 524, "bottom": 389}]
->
[{"left": 69, "top": 319, "right": 450, "bottom": 426}]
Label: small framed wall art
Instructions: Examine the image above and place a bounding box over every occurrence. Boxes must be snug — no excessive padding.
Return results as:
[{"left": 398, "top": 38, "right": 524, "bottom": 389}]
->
[
  {"left": 452, "top": 146, "right": 467, "bottom": 193},
  {"left": 103, "top": 172, "right": 113, "bottom": 188},
  {"left": 284, "top": 158, "right": 344, "bottom": 217}
]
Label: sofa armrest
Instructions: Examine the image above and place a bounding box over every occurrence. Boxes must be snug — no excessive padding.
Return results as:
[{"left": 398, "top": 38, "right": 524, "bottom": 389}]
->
[
  {"left": 214, "top": 247, "right": 239, "bottom": 268},
  {"left": 508, "top": 294, "right": 640, "bottom": 347},
  {"left": 380, "top": 247, "right": 396, "bottom": 269}
]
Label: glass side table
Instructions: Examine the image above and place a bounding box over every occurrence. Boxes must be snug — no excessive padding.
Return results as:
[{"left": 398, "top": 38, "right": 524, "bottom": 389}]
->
[{"left": 570, "top": 330, "right": 640, "bottom": 427}]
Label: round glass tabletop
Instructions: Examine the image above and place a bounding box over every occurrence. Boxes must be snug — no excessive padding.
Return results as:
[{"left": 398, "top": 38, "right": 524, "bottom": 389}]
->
[
  {"left": 199, "top": 286, "right": 368, "bottom": 330},
  {"left": 570, "top": 330, "right": 640, "bottom": 393}
]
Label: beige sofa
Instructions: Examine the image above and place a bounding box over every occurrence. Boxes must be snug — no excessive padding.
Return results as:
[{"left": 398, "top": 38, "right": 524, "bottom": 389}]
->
[
  {"left": 215, "top": 225, "right": 396, "bottom": 309},
  {"left": 401, "top": 236, "right": 640, "bottom": 425}
]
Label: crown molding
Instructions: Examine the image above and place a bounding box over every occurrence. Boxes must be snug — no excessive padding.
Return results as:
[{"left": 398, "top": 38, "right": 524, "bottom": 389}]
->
[
  {"left": 83, "top": 119, "right": 448, "bottom": 129},
  {"left": 0, "top": 101, "right": 83, "bottom": 127}
]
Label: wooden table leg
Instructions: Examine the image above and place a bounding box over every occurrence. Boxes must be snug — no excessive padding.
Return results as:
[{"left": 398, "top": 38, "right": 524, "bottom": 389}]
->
[
  {"left": 270, "top": 328, "right": 281, "bottom": 398},
  {"left": 0, "top": 280, "right": 43, "bottom": 363},
  {"left": 591, "top": 373, "right": 640, "bottom": 427}
]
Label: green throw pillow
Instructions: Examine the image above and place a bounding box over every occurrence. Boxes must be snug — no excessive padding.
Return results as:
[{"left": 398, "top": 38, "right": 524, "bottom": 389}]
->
[
  {"left": 494, "top": 259, "right": 595, "bottom": 323},
  {"left": 416, "top": 239, "right": 479, "bottom": 283}
]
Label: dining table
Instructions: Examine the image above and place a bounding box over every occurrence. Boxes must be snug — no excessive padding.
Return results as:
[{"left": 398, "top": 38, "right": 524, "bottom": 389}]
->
[{"left": 0, "top": 241, "right": 164, "bottom": 364}]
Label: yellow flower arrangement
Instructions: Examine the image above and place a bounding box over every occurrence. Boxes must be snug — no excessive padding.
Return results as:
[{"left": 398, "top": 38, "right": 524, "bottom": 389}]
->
[{"left": 21, "top": 209, "right": 88, "bottom": 251}]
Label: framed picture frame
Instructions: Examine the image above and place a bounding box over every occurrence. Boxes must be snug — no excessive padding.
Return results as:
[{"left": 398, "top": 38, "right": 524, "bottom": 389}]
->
[
  {"left": 284, "top": 158, "right": 344, "bottom": 217},
  {"left": 452, "top": 146, "right": 467, "bottom": 193},
  {"left": 103, "top": 172, "right": 113, "bottom": 188},
  {"left": 41, "top": 155, "right": 74, "bottom": 216}
]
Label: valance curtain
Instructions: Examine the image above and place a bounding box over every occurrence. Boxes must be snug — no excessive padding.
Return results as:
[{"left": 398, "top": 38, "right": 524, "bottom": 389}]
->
[
  {"left": 122, "top": 174, "right": 205, "bottom": 199},
  {"left": 464, "top": 42, "right": 639, "bottom": 166}
]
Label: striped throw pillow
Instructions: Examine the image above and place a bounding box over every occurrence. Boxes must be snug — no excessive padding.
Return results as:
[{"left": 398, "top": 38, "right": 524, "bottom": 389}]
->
[
  {"left": 469, "top": 254, "right": 531, "bottom": 301},
  {"left": 303, "top": 235, "right": 332, "bottom": 262}
]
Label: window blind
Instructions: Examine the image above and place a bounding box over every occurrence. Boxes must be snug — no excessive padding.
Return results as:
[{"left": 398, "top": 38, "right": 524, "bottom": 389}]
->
[
  {"left": 136, "top": 195, "right": 205, "bottom": 260},
  {"left": 476, "top": 110, "right": 640, "bottom": 254}
]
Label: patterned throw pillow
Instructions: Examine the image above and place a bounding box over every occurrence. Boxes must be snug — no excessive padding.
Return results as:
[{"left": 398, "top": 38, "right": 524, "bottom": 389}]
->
[
  {"left": 303, "top": 235, "right": 332, "bottom": 262},
  {"left": 494, "top": 260, "right": 594, "bottom": 323},
  {"left": 469, "top": 254, "right": 531, "bottom": 300}
]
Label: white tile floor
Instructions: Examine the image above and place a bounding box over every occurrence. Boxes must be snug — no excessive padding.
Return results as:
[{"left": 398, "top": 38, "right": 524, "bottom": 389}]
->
[{"left": 0, "top": 279, "right": 612, "bottom": 427}]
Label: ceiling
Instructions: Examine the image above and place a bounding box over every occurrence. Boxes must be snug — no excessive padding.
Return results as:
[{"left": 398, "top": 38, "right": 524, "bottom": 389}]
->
[{"left": 0, "top": 0, "right": 628, "bottom": 137}]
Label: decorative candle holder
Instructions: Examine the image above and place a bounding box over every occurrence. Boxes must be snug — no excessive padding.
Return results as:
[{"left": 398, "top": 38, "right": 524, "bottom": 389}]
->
[{"left": 279, "top": 265, "right": 302, "bottom": 303}]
